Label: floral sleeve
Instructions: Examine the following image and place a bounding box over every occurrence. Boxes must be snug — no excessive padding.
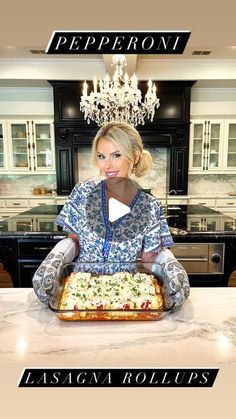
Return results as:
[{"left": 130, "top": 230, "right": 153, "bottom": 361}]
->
[
  {"left": 55, "top": 183, "right": 83, "bottom": 234},
  {"left": 143, "top": 201, "right": 174, "bottom": 253}
]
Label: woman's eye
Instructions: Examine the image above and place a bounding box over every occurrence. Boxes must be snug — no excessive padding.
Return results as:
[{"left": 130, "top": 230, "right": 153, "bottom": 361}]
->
[
  {"left": 97, "top": 154, "right": 105, "bottom": 160},
  {"left": 113, "top": 153, "right": 121, "bottom": 158}
]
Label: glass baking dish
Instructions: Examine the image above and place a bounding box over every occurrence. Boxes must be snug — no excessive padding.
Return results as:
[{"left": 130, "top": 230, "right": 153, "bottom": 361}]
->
[{"left": 48, "top": 262, "right": 174, "bottom": 321}]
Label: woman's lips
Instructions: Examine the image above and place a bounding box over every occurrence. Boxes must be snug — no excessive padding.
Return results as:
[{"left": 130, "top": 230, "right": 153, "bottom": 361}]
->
[{"left": 105, "top": 171, "right": 119, "bottom": 177}]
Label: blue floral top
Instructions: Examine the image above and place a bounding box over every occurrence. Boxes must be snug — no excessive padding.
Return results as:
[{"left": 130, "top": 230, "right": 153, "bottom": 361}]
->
[{"left": 55, "top": 180, "right": 174, "bottom": 273}]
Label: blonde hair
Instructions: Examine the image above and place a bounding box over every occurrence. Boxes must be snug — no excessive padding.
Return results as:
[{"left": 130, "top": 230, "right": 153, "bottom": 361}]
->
[{"left": 92, "top": 122, "right": 152, "bottom": 177}]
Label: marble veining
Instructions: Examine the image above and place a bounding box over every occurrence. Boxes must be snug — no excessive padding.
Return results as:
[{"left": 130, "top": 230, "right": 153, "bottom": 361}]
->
[{"left": 0, "top": 288, "right": 236, "bottom": 367}]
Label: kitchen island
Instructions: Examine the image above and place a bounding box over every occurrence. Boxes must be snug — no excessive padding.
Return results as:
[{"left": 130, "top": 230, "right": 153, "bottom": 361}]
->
[{"left": 0, "top": 287, "right": 236, "bottom": 418}]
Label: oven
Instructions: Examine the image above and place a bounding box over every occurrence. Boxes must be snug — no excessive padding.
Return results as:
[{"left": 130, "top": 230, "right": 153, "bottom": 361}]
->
[{"left": 172, "top": 243, "right": 224, "bottom": 274}]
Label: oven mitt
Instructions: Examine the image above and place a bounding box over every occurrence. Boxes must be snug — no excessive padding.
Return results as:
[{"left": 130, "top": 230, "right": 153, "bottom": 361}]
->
[
  {"left": 32, "top": 237, "right": 79, "bottom": 304},
  {"left": 151, "top": 248, "right": 190, "bottom": 309}
]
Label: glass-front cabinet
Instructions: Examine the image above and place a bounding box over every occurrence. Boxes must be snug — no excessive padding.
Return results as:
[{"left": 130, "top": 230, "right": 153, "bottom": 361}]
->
[
  {"left": 189, "top": 119, "right": 236, "bottom": 174},
  {"left": 190, "top": 122, "right": 204, "bottom": 170},
  {"left": 187, "top": 215, "right": 220, "bottom": 232},
  {"left": 8, "top": 216, "right": 58, "bottom": 232},
  {"left": 32, "top": 122, "right": 54, "bottom": 170},
  {"left": 189, "top": 120, "right": 223, "bottom": 172},
  {"left": 224, "top": 121, "right": 236, "bottom": 170},
  {"left": 2, "top": 119, "right": 55, "bottom": 173},
  {"left": 9, "top": 121, "right": 29, "bottom": 170},
  {"left": 0, "top": 121, "right": 7, "bottom": 171},
  {"left": 208, "top": 122, "right": 221, "bottom": 169}
]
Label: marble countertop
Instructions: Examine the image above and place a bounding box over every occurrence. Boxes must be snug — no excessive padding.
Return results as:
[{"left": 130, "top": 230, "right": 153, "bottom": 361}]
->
[
  {"left": 0, "top": 288, "right": 235, "bottom": 367},
  {"left": 0, "top": 195, "right": 66, "bottom": 199},
  {"left": 1, "top": 288, "right": 236, "bottom": 419}
]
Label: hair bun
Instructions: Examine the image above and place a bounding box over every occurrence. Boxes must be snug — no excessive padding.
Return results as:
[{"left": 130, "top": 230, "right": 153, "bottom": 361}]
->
[{"left": 134, "top": 149, "right": 152, "bottom": 177}]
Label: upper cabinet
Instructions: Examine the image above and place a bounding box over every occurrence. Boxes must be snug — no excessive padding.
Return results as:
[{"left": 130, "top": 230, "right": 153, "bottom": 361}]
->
[
  {"left": 0, "top": 120, "right": 7, "bottom": 170},
  {"left": 0, "top": 119, "right": 56, "bottom": 174},
  {"left": 49, "top": 80, "right": 195, "bottom": 127},
  {"left": 189, "top": 119, "right": 236, "bottom": 173},
  {"left": 223, "top": 120, "right": 236, "bottom": 171}
]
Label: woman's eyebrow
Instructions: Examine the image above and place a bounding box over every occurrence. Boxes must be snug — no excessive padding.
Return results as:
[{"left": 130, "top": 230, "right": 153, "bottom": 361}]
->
[{"left": 97, "top": 150, "right": 120, "bottom": 156}]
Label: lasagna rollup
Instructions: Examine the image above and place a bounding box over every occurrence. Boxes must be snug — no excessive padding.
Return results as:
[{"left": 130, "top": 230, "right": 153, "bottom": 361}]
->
[{"left": 59, "top": 271, "right": 163, "bottom": 311}]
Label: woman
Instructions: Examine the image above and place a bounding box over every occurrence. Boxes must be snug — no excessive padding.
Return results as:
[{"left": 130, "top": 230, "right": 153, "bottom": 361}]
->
[{"left": 33, "top": 122, "right": 190, "bottom": 308}]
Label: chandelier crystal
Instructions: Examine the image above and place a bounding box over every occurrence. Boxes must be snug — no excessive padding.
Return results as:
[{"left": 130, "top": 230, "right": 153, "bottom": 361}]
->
[{"left": 80, "top": 54, "right": 160, "bottom": 127}]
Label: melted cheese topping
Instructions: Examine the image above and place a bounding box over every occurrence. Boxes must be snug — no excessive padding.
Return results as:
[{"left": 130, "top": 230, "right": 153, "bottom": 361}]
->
[{"left": 60, "top": 272, "right": 163, "bottom": 311}]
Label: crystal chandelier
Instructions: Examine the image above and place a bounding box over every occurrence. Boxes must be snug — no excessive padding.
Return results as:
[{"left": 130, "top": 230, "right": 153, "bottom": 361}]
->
[{"left": 80, "top": 54, "right": 160, "bottom": 127}]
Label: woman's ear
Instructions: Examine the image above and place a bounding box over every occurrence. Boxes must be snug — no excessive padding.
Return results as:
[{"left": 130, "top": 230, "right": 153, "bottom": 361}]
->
[{"left": 134, "top": 152, "right": 140, "bottom": 165}]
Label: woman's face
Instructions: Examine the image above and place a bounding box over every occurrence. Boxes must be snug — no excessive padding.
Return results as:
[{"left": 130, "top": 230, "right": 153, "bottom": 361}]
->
[{"left": 96, "top": 137, "right": 131, "bottom": 179}]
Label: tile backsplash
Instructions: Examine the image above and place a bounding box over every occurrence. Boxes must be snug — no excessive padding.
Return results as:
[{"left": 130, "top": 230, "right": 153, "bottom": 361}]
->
[
  {"left": 188, "top": 174, "right": 236, "bottom": 195},
  {"left": 0, "top": 174, "right": 57, "bottom": 196},
  {"left": 0, "top": 168, "right": 235, "bottom": 198}
]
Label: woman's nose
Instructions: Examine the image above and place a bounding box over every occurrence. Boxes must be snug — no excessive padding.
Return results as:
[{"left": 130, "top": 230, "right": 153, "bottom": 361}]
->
[{"left": 103, "top": 157, "right": 114, "bottom": 168}]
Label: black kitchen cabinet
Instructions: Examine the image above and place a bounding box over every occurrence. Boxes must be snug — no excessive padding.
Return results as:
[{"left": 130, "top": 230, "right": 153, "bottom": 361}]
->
[
  {"left": 49, "top": 80, "right": 195, "bottom": 196},
  {"left": 18, "top": 260, "right": 42, "bottom": 287},
  {"left": 0, "top": 236, "right": 65, "bottom": 287},
  {"left": 50, "top": 80, "right": 194, "bottom": 126},
  {"left": 170, "top": 147, "right": 189, "bottom": 193},
  {"left": 56, "top": 147, "right": 74, "bottom": 195}
]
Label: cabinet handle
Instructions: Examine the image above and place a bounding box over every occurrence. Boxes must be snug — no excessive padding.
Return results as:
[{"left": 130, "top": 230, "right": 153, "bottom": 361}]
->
[
  {"left": 177, "top": 257, "right": 208, "bottom": 262},
  {"left": 198, "top": 202, "right": 206, "bottom": 205},
  {"left": 33, "top": 246, "right": 53, "bottom": 251},
  {"left": 33, "top": 154, "right": 36, "bottom": 171},
  {"left": 31, "top": 121, "right": 36, "bottom": 170},
  {"left": 27, "top": 121, "right": 31, "bottom": 170},
  {"left": 12, "top": 202, "right": 21, "bottom": 206},
  {"left": 226, "top": 202, "right": 234, "bottom": 205}
]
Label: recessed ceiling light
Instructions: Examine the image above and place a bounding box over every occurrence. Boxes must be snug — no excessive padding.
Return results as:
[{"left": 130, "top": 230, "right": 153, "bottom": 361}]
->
[
  {"left": 30, "top": 49, "right": 46, "bottom": 54},
  {"left": 192, "top": 50, "right": 211, "bottom": 55},
  {"left": 4, "top": 46, "right": 16, "bottom": 49}
]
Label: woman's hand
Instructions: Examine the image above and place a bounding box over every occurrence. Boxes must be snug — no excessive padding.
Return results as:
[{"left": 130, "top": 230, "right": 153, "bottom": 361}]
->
[
  {"left": 32, "top": 237, "right": 79, "bottom": 304},
  {"left": 67, "top": 233, "right": 80, "bottom": 253},
  {"left": 141, "top": 250, "right": 159, "bottom": 273},
  {"left": 142, "top": 248, "right": 190, "bottom": 309},
  {"left": 141, "top": 251, "right": 157, "bottom": 264}
]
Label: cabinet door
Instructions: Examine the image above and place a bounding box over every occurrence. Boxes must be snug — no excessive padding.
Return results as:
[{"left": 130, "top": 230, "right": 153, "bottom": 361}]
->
[
  {"left": 35, "top": 217, "right": 58, "bottom": 232},
  {"left": 0, "top": 121, "right": 8, "bottom": 171},
  {"left": 204, "top": 217, "right": 219, "bottom": 231},
  {"left": 224, "top": 121, "right": 236, "bottom": 171},
  {"left": 18, "top": 260, "right": 42, "bottom": 287},
  {"left": 32, "top": 121, "right": 55, "bottom": 171},
  {"left": 222, "top": 219, "right": 236, "bottom": 231},
  {"left": 208, "top": 121, "right": 223, "bottom": 171},
  {"left": 56, "top": 147, "right": 74, "bottom": 194},
  {"left": 189, "top": 121, "right": 205, "bottom": 171},
  {"left": 170, "top": 147, "right": 188, "bottom": 193},
  {"left": 11, "top": 217, "right": 34, "bottom": 232},
  {"left": 189, "top": 120, "right": 223, "bottom": 172},
  {"left": 7, "top": 121, "right": 31, "bottom": 171},
  {"left": 187, "top": 216, "right": 203, "bottom": 231},
  {"left": 187, "top": 216, "right": 219, "bottom": 231}
]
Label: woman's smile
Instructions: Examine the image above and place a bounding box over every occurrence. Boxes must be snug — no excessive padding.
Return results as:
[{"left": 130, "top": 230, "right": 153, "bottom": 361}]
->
[{"left": 105, "top": 170, "right": 119, "bottom": 178}]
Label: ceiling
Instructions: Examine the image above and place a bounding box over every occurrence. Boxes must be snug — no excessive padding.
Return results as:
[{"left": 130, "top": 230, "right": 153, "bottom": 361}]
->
[{"left": 0, "top": 0, "right": 236, "bottom": 87}]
